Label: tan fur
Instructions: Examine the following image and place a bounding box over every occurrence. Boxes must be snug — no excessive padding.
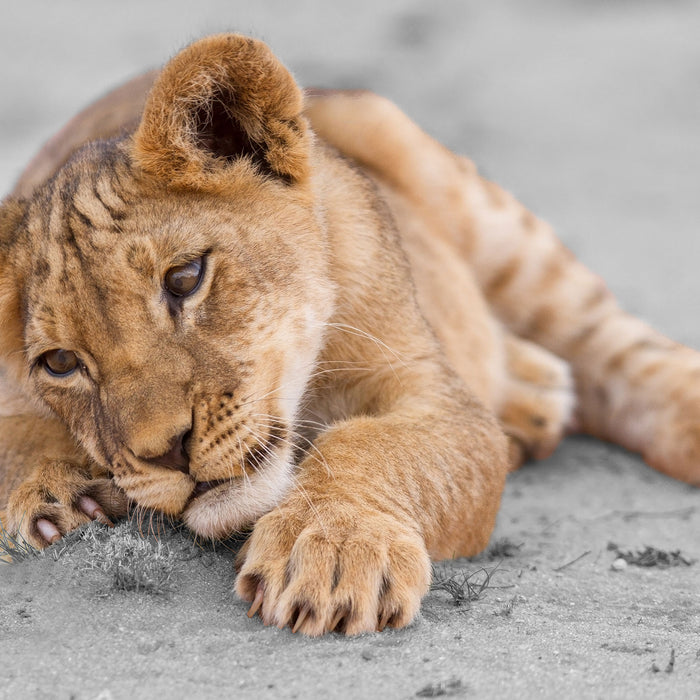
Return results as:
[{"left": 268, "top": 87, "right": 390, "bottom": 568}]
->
[{"left": 0, "top": 34, "right": 696, "bottom": 636}]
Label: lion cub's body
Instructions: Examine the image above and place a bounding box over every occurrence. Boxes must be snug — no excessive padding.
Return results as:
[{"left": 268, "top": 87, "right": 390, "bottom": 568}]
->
[{"left": 1, "top": 35, "right": 698, "bottom": 635}]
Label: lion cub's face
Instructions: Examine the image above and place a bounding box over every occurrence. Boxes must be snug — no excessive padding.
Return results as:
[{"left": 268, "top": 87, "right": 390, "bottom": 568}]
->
[
  {"left": 1, "top": 35, "right": 337, "bottom": 538},
  {"left": 16, "top": 143, "right": 332, "bottom": 537}
]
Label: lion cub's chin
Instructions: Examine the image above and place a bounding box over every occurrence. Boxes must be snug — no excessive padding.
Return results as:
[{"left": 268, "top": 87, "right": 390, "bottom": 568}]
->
[{"left": 182, "top": 452, "right": 295, "bottom": 540}]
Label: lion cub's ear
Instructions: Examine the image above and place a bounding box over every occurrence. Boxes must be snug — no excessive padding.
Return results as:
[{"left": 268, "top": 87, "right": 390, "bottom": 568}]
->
[{"left": 133, "top": 34, "right": 310, "bottom": 189}]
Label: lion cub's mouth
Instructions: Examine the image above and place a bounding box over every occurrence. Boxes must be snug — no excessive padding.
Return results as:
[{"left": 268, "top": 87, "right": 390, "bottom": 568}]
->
[
  {"left": 185, "top": 427, "right": 285, "bottom": 503},
  {"left": 181, "top": 429, "right": 294, "bottom": 538},
  {"left": 190, "top": 479, "right": 231, "bottom": 500}
]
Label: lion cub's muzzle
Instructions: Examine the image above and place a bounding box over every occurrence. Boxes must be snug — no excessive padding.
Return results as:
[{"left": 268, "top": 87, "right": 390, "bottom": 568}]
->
[
  {"left": 113, "top": 393, "right": 294, "bottom": 534},
  {"left": 135, "top": 428, "right": 235, "bottom": 502}
]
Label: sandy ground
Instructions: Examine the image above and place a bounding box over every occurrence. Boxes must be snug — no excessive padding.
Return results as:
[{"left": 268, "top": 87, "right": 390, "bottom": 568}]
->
[{"left": 1, "top": 1, "right": 699, "bottom": 698}]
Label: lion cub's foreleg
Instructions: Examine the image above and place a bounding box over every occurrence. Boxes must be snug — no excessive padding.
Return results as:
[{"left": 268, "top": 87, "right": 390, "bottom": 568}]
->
[
  {"left": 378, "top": 165, "right": 577, "bottom": 471},
  {"left": 235, "top": 357, "right": 509, "bottom": 635}
]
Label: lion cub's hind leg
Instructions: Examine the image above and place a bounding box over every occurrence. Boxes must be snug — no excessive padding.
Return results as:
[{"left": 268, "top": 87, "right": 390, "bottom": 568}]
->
[{"left": 497, "top": 335, "right": 577, "bottom": 469}]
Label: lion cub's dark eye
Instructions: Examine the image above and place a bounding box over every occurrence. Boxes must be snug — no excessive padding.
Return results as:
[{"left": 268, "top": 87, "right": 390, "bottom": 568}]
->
[
  {"left": 164, "top": 257, "right": 204, "bottom": 297},
  {"left": 42, "top": 349, "right": 79, "bottom": 377}
]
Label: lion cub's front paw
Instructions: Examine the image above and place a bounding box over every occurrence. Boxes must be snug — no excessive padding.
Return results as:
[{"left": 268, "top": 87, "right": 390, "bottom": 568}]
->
[
  {"left": 6, "top": 461, "right": 129, "bottom": 549},
  {"left": 235, "top": 504, "right": 431, "bottom": 636}
]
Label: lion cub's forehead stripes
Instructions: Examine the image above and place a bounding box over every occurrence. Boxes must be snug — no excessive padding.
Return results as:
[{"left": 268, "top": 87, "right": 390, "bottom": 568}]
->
[
  {"left": 93, "top": 174, "right": 130, "bottom": 221},
  {"left": 29, "top": 142, "right": 135, "bottom": 269},
  {"left": 53, "top": 144, "right": 133, "bottom": 241},
  {"left": 68, "top": 177, "right": 126, "bottom": 234},
  {"left": 23, "top": 142, "right": 149, "bottom": 356}
]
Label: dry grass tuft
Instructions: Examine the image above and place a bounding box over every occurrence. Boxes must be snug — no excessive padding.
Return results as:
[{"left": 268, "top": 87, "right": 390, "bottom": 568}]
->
[
  {"left": 430, "top": 564, "right": 500, "bottom": 606},
  {"left": 75, "top": 521, "right": 183, "bottom": 595},
  {"left": 608, "top": 542, "right": 694, "bottom": 568},
  {"left": 0, "top": 519, "right": 42, "bottom": 563},
  {"left": 484, "top": 537, "right": 522, "bottom": 559},
  {"left": 416, "top": 677, "right": 465, "bottom": 697}
]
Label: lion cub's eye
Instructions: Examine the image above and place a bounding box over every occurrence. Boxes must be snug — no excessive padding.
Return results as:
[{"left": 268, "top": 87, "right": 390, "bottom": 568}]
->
[
  {"left": 41, "top": 349, "right": 79, "bottom": 377},
  {"left": 164, "top": 257, "right": 204, "bottom": 297}
]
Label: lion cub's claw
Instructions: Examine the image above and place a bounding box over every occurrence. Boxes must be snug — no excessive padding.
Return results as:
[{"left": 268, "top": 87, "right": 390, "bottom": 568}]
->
[
  {"left": 290, "top": 605, "right": 312, "bottom": 634},
  {"left": 329, "top": 608, "right": 346, "bottom": 634},
  {"left": 246, "top": 583, "right": 265, "bottom": 620},
  {"left": 377, "top": 608, "right": 392, "bottom": 633},
  {"left": 77, "top": 494, "right": 115, "bottom": 527},
  {"left": 35, "top": 518, "right": 61, "bottom": 545}
]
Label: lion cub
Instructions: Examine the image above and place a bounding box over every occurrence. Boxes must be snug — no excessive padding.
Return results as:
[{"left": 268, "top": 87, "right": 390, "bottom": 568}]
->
[{"left": 1, "top": 35, "right": 697, "bottom": 635}]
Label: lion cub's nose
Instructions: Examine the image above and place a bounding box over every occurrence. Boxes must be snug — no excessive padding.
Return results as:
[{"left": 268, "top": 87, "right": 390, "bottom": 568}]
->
[{"left": 140, "top": 431, "right": 191, "bottom": 474}]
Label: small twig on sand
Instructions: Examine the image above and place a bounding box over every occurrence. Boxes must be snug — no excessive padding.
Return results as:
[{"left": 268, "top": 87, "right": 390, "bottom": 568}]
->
[
  {"left": 595, "top": 507, "right": 696, "bottom": 522},
  {"left": 553, "top": 550, "right": 591, "bottom": 572},
  {"left": 651, "top": 648, "right": 675, "bottom": 674}
]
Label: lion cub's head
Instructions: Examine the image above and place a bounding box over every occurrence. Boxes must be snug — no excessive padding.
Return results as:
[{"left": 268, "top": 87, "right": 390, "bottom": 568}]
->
[{"left": 0, "top": 35, "right": 335, "bottom": 538}]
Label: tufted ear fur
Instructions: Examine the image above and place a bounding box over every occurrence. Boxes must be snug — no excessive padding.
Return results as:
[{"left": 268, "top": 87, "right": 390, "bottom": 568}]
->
[
  {"left": 0, "top": 199, "right": 28, "bottom": 367},
  {"left": 132, "top": 34, "right": 310, "bottom": 189}
]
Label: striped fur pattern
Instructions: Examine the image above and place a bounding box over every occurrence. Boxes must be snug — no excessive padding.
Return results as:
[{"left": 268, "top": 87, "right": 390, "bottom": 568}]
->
[{"left": 0, "top": 35, "right": 695, "bottom": 636}]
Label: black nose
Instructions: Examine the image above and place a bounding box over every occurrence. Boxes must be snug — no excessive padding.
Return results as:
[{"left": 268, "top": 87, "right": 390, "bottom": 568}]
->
[{"left": 140, "top": 431, "right": 190, "bottom": 474}]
